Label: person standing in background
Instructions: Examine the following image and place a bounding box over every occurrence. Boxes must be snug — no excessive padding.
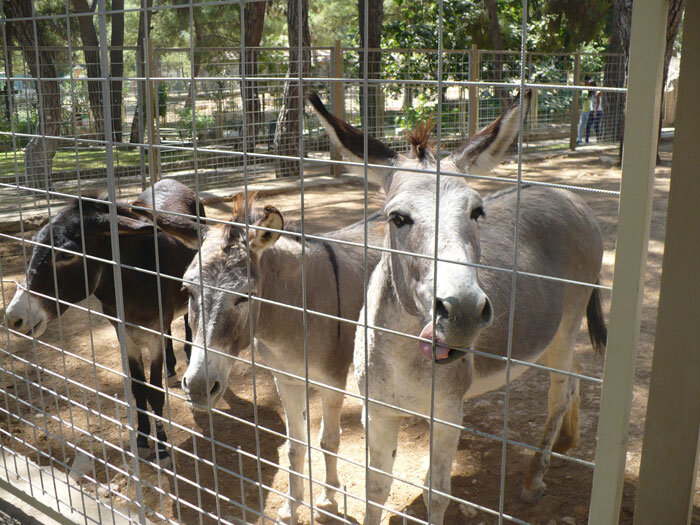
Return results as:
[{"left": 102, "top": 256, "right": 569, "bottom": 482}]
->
[
  {"left": 576, "top": 78, "right": 592, "bottom": 146},
  {"left": 585, "top": 81, "right": 603, "bottom": 143}
]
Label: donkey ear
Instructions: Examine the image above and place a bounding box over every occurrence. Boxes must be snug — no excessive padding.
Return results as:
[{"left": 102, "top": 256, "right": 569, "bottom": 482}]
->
[
  {"left": 249, "top": 205, "right": 283, "bottom": 254},
  {"left": 115, "top": 215, "right": 157, "bottom": 235},
  {"left": 126, "top": 201, "right": 206, "bottom": 249},
  {"left": 448, "top": 89, "right": 532, "bottom": 175},
  {"left": 92, "top": 203, "right": 156, "bottom": 236},
  {"left": 306, "top": 92, "right": 398, "bottom": 188}
]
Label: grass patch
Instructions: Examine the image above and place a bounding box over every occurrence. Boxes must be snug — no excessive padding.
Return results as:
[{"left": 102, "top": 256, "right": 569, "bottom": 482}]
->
[{"left": 0, "top": 147, "right": 145, "bottom": 176}]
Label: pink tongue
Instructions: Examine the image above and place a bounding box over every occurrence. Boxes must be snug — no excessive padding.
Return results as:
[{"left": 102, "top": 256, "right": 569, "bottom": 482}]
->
[{"left": 418, "top": 322, "right": 451, "bottom": 361}]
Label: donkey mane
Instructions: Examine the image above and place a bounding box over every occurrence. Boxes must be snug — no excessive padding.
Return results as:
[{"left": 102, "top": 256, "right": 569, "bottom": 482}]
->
[
  {"left": 405, "top": 115, "right": 437, "bottom": 161},
  {"left": 224, "top": 192, "right": 299, "bottom": 247}
]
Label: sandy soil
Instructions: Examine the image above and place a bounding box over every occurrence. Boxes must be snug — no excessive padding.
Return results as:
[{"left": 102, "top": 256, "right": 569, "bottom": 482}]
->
[{"left": 1, "top": 141, "right": 697, "bottom": 525}]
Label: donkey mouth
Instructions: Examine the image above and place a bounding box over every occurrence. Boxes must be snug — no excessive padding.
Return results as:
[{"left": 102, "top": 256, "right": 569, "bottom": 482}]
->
[{"left": 418, "top": 322, "right": 468, "bottom": 365}]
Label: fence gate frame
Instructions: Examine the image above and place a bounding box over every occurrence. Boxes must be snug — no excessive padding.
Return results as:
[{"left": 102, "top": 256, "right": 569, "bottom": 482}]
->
[{"left": 0, "top": 0, "right": 695, "bottom": 524}]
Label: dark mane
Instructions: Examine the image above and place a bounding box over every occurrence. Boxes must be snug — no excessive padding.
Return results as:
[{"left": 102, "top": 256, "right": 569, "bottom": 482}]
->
[
  {"left": 221, "top": 192, "right": 262, "bottom": 247},
  {"left": 405, "top": 115, "right": 436, "bottom": 160}
]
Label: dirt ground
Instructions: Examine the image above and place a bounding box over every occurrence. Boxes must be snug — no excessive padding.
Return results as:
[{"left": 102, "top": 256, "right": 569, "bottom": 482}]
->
[{"left": 1, "top": 141, "right": 697, "bottom": 525}]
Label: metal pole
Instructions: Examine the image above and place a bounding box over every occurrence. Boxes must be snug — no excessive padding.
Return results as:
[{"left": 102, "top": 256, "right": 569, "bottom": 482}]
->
[
  {"left": 145, "top": 35, "right": 159, "bottom": 183},
  {"left": 588, "top": 1, "right": 668, "bottom": 523},
  {"left": 570, "top": 50, "right": 581, "bottom": 150},
  {"left": 634, "top": 2, "right": 700, "bottom": 521},
  {"left": 97, "top": 0, "right": 147, "bottom": 522},
  {"left": 468, "top": 43, "right": 478, "bottom": 137},
  {"left": 331, "top": 40, "right": 344, "bottom": 176}
]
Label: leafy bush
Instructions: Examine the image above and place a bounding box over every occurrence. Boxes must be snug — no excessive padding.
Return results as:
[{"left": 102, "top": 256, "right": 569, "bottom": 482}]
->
[{"left": 176, "top": 107, "right": 215, "bottom": 137}]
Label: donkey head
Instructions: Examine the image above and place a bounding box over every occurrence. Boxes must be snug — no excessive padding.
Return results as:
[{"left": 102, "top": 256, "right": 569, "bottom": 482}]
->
[
  {"left": 5, "top": 196, "right": 155, "bottom": 338},
  {"left": 308, "top": 91, "right": 530, "bottom": 363},
  {"left": 155, "top": 193, "right": 283, "bottom": 409}
]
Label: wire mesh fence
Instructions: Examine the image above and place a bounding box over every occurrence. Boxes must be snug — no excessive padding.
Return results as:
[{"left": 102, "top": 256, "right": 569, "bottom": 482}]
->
[
  {"left": 0, "top": 37, "right": 629, "bottom": 216},
  {"left": 0, "top": 1, "right": 663, "bottom": 524}
]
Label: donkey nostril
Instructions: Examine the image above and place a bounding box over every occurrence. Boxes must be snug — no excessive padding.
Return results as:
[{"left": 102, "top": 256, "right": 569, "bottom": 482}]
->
[
  {"left": 9, "top": 317, "right": 23, "bottom": 331},
  {"left": 181, "top": 376, "right": 189, "bottom": 390},
  {"left": 480, "top": 297, "right": 493, "bottom": 325},
  {"left": 435, "top": 298, "right": 450, "bottom": 319},
  {"left": 210, "top": 381, "right": 221, "bottom": 397}
]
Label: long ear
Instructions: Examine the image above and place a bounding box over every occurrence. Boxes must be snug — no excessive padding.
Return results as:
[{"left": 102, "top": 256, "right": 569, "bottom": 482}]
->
[
  {"left": 127, "top": 200, "right": 205, "bottom": 249},
  {"left": 249, "top": 205, "right": 283, "bottom": 254},
  {"left": 115, "top": 215, "right": 157, "bottom": 235},
  {"left": 449, "top": 89, "right": 532, "bottom": 175},
  {"left": 306, "top": 92, "right": 399, "bottom": 188},
  {"left": 91, "top": 203, "right": 157, "bottom": 236}
]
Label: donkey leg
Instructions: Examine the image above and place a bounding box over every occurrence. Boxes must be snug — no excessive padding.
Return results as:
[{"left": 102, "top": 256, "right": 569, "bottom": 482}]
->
[
  {"left": 274, "top": 377, "right": 308, "bottom": 524},
  {"left": 552, "top": 357, "right": 581, "bottom": 456},
  {"left": 164, "top": 327, "right": 179, "bottom": 388},
  {"left": 148, "top": 335, "right": 171, "bottom": 468},
  {"left": 314, "top": 387, "right": 344, "bottom": 522},
  {"left": 522, "top": 334, "right": 576, "bottom": 503},
  {"left": 127, "top": 355, "right": 152, "bottom": 459},
  {"left": 422, "top": 409, "right": 462, "bottom": 525},
  {"left": 183, "top": 313, "right": 192, "bottom": 364},
  {"left": 364, "top": 406, "right": 401, "bottom": 525}
]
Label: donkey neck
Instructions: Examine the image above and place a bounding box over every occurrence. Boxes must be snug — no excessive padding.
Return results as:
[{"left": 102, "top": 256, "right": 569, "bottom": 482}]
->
[
  {"left": 367, "top": 255, "right": 425, "bottom": 360},
  {"left": 255, "top": 235, "right": 333, "bottom": 343}
]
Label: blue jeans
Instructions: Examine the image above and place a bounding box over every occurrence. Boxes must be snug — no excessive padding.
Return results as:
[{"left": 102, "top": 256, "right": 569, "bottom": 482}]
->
[
  {"left": 586, "top": 110, "right": 602, "bottom": 142},
  {"left": 577, "top": 111, "right": 589, "bottom": 144}
]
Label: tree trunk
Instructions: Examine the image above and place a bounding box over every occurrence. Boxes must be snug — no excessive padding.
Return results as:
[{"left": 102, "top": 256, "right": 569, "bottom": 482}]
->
[
  {"left": 184, "top": 16, "right": 204, "bottom": 112},
  {"left": 656, "top": 0, "right": 684, "bottom": 163},
  {"left": 358, "top": 0, "right": 383, "bottom": 137},
  {"left": 602, "top": 0, "right": 632, "bottom": 144},
  {"left": 4, "top": 0, "right": 61, "bottom": 189},
  {"left": 110, "top": 0, "right": 124, "bottom": 142},
  {"left": 129, "top": 0, "right": 152, "bottom": 144},
  {"left": 241, "top": 0, "right": 266, "bottom": 152},
  {"left": 2, "top": 44, "right": 13, "bottom": 122},
  {"left": 485, "top": 0, "right": 508, "bottom": 108},
  {"left": 71, "top": 0, "right": 104, "bottom": 138},
  {"left": 273, "top": 0, "right": 311, "bottom": 178}
]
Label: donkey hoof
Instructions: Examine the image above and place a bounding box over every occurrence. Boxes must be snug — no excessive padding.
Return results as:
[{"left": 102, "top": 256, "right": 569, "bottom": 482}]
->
[
  {"left": 155, "top": 452, "right": 172, "bottom": 470},
  {"left": 137, "top": 446, "right": 152, "bottom": 459},
  {"left": 278, "top": 502, "right": 296, "bottom": 524},
  {"left": 167, "top": 374, "right": 181, "bottom": 388},
  {"left": 520, "top": 481, "right": 547, "bottom": 503},
  {"left": 314, "top": 495, "right": 338, "bottom": 523}
]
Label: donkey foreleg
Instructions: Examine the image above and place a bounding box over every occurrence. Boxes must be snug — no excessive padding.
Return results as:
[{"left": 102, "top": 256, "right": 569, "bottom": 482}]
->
[
  {"left": 164, "top": 326, "right": 179, "bottom": 387},
  {"left": 364, "top": 406, "right": 401, "bottom": 525},
  {"left": 274, "top": 376, "right": 309, "bottom": 524},
  {"left": 422, "top": 409, "right": 461, "bottom": 525},
  {"left": 147, "top": 335, "right": 171, "bottom": 468},
  {"left": 125, "top": 354, "right": 152, "bottom": 459},
  {"left": 314, "top": 388, "right": 344, "bottom": 522}
]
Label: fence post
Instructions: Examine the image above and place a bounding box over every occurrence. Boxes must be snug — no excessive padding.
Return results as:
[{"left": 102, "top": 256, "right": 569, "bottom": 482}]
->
[
  {"left": 330, "top": 40, "right": 344, "bottom": 176},
  {"left": 570, "top": 50, "right": 581, "bottom": 150},
  {"left": 459, "top": 85, "right": 467, "bottom": 139},
  {"left": 634, "top": 3, "right": 700, "bottom": 520},
  {"left": 468, "top": 44, "right": 478, "bottom": 137},
  {"left": 588, "top": 0, "right": 669, "bottom": 522},
  {"left": 145, "top": 36, "right": 159, "bottom": 182}
]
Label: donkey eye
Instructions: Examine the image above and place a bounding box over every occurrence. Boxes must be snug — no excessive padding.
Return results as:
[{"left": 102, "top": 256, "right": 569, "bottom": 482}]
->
[
  {"left": 234, "top": 295, "right": 249, "bottom": 306},
  {"left": 470, "top": 206, "right": 485, "bottom": 222},
  {"left": 389, "top": 212, "right": 413, "bottom": 228},
  {"left": 55, "top": 250, "right": 76, "bottom": 261}
]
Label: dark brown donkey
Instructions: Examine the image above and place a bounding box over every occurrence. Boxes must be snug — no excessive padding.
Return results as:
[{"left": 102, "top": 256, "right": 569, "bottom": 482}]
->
[{"left": 5, "top": 179, "right": 203, "bottom": 465}]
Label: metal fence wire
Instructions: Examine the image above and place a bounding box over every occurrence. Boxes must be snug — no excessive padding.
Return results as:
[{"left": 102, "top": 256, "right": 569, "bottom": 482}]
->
[{"left": 0, "top": 1, "right": 656, "bottom": 524}]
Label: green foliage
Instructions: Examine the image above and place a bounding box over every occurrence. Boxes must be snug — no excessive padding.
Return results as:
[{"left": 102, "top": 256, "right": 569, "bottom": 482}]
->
[
  {"left": 176, "top": 107, "right": 215, "bottom": 137},
  {"left": 392, "top": 92, "right": 464, "bottom": 132},
  {"left": 0, "top": 113, "right": 37, "bottom": 147},
  {"left": 158, "top": 83, "right": 168, "bottom": 119}
]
